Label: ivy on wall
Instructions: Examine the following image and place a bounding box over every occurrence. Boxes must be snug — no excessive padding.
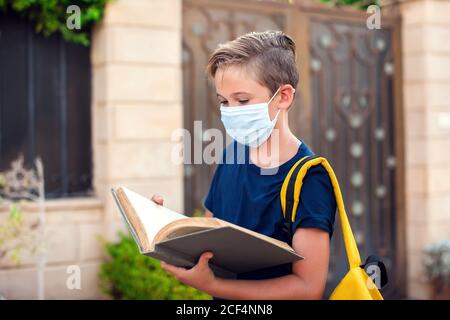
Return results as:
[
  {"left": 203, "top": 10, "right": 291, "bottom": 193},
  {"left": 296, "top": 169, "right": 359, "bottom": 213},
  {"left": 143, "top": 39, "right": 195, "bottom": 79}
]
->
[
  {"left": 319, "top": 0, "right": 380, "bottom": 10},
  {"left": 0, "top": 0, "right": 112, "bottom": 46}
]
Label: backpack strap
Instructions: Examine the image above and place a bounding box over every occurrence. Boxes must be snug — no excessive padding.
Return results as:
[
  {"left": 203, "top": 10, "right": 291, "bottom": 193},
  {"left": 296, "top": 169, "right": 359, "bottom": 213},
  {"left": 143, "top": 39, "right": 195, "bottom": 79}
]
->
[
  {"left": 280, "top": 155, "right": 362, "bottom": 270},
  {"left": 280, "top": 155, "right": 320, "bottom": 241},
  {"left": 281, "top": 156, "right": 389, "bottom": 290}
]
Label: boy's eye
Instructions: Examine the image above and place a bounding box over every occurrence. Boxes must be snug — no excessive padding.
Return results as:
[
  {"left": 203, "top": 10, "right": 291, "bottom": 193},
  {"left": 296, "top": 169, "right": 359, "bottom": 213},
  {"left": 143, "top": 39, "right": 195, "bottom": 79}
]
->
[{"left": 219, "top": 99, "right": 249, "bottom": 107}]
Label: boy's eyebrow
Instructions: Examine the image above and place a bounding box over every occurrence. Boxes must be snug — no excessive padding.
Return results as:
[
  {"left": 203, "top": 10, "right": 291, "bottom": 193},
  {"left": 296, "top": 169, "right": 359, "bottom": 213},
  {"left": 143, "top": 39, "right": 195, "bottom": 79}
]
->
[{"left": 216, "top": 92, "right": 252, "bottom": 98}]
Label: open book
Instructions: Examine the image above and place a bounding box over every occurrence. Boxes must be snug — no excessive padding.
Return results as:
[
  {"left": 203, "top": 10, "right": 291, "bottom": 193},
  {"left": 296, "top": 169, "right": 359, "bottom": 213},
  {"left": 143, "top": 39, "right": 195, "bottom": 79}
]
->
[{"left": 111, "top": 187, "right": 303, "bottom": 279}]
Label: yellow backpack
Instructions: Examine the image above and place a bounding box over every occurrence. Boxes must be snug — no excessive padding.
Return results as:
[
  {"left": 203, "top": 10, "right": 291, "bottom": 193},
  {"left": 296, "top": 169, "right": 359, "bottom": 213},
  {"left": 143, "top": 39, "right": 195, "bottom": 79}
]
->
[{"left": 280, "top": 155, "right": 387, "bottom": 300}]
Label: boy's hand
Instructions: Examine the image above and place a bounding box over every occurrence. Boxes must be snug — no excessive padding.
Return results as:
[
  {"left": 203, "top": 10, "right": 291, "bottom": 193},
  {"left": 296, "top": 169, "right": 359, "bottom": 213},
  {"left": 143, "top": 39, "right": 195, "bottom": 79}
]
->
[
  {"left": 160, "top": 252, "right": 217, "bottom": 294},
  {"left": 150, "top": 195, "right": 217, "bottom": 293},
  {"left": 151, "top": 194, "right": 164, "bottom": 205}
]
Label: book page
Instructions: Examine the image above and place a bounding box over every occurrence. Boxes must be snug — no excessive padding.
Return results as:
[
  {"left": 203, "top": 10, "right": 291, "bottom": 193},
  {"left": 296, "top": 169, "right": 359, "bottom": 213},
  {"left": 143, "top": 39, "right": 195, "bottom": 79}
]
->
[{"left": 121, "top": 187, "right": 186, "bottom": 245}]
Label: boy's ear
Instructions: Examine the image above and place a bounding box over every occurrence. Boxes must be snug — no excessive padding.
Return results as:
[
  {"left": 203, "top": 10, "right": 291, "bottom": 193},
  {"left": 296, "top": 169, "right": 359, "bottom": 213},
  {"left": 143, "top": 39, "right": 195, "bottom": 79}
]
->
[{"left": 277, "top": 85, "right": 296, "bottom": 110}]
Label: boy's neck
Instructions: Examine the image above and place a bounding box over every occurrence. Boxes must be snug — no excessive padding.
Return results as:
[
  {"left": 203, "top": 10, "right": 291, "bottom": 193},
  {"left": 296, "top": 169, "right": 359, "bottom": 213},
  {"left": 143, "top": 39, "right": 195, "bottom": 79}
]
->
[{"left": 249, "top": 112, "right": 300, "bottom": 169}]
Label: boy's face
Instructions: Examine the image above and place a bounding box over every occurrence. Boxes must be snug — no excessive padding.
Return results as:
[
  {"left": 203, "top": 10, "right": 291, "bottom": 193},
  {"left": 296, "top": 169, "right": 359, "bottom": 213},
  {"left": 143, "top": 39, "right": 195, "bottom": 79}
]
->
[{"left": 214, "top": 65, "right": 280, "bottom": 121}]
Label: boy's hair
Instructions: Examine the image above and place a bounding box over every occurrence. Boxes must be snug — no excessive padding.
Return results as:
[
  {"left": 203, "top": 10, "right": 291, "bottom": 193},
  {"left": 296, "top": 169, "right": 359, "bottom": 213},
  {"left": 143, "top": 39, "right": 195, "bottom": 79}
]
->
[{"left": 206, "top": 30, "right": 299, "bottom": 95}]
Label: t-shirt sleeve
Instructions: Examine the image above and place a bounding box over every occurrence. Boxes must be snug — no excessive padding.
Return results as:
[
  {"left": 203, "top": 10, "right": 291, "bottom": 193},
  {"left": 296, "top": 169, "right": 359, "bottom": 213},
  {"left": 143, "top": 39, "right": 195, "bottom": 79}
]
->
[
  {"left": 203, "top": 164, "right": 221, "bottom": 214},
  {"left": 291, "top": 165, "right": 337, "bottom": 238}
]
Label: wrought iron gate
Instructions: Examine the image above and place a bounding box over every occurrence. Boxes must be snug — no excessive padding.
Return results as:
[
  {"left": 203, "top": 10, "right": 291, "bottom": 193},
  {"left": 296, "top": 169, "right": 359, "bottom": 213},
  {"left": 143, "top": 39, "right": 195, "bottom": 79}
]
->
[{"left": 182, "top": 0, "right": 405, "bottom": 298}]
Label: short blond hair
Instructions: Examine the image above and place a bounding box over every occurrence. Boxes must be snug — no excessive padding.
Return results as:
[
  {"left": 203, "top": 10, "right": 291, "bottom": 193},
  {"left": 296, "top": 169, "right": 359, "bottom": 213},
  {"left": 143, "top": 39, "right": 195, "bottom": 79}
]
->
[{"left": 206, "top": 30, "right": 299, "bottom": 94}]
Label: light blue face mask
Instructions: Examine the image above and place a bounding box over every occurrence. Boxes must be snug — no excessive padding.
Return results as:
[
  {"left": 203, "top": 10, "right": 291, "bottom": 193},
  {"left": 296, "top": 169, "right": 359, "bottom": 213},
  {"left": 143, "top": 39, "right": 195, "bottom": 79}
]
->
[{"left": 220, "top": 87, "right": 282, "bottom": 147}]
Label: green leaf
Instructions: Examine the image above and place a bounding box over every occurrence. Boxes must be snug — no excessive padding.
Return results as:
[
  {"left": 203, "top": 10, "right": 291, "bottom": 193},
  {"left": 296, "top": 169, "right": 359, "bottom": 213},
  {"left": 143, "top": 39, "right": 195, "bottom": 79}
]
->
[
  {"left": 99, "top": 232, "right": 212, "bottom": 300},
  {"left": 3, "top": 0, "right": 112, "bottom": 46},
  {"left": 9, "top": 205, "right": 23, "bottom": 222},
  {"left": 11, "top": 247, "right": 22, "bottom": 265}
]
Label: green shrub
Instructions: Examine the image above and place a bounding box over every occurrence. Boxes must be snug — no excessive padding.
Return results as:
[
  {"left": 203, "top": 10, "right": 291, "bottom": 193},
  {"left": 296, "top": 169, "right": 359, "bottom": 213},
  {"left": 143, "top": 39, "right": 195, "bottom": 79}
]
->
[
  {"left": 319, "top": 0, "right": 380, "bottom": 10},
  {"left": 0, "top": 0, "right": 111, "bottom": 46},
  {"left": 99, "top": 232, "right": 211, "bottom": 300}
]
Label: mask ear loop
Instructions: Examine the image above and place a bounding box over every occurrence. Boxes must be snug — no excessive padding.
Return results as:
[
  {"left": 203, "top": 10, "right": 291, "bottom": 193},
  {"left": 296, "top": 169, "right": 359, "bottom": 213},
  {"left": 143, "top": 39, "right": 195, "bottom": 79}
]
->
[
  {"left": 268, "top": 87, "right": 296, "bottom": 122},
  {"left": 268, "top": 86, "right": 297, "bottom": 105},
  {"left": 268, "top": 87, "right": 282, "bottom": 122},
  {"left": 268, "top": 87, "right": 281, "bottom": 105}
]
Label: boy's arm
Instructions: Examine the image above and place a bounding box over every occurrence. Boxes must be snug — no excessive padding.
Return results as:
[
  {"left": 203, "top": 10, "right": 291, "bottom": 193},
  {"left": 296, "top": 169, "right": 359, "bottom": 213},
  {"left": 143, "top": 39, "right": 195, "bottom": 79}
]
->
[
  {"left": 161, "top": 225, "right": 330, "bottom": 300},
  {"left": 151, "top": 195, "right": 330, "bottom": 299},
  {"left": 208, "top": 227, "right": 330, "bottom": 300}
]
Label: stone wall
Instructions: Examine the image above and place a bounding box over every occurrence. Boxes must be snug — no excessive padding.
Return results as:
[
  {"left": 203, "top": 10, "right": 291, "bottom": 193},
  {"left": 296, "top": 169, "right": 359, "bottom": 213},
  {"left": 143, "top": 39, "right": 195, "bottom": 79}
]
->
[
  {"left": 0, "top": 199, "right": 104, "bottom": 299},
  {"left": 0, "top": 0, "right": 183, "bottom": 300},
  {"left": 398, "top": 0, "right": 450, "bottom": 299},
  {"left": 91, "top": 0, "right": 184, "bottom": 241}
]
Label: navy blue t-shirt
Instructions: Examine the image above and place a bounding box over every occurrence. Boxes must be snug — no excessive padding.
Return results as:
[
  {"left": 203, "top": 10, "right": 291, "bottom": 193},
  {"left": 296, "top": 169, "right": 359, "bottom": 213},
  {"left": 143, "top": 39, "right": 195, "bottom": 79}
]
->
[{"left": 203, "top": 139, "right": 336, "bottom": 281}]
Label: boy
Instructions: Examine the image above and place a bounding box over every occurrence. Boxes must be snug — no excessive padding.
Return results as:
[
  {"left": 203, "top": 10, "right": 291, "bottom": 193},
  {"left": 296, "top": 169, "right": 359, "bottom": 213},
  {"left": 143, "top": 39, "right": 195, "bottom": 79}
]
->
[{"left": 152, "top": 30, "right": 336, "bottom": 300}]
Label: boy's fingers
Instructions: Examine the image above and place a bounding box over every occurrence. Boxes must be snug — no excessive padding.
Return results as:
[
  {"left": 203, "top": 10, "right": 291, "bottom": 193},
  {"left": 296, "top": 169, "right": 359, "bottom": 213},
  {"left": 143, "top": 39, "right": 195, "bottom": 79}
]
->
[
  {"left": 161, "top": 261, "right": 186, "bottom": 275},
  {"left": 198, "top": 252, "right": 214, "bottom": 266},
  {"left": 151, "top": 194, "right": 164, "bottom": 205}
]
